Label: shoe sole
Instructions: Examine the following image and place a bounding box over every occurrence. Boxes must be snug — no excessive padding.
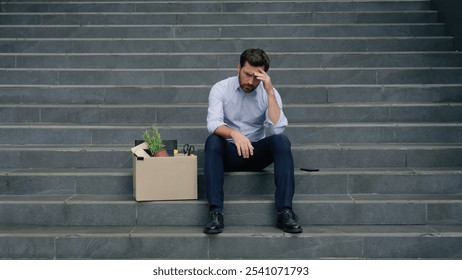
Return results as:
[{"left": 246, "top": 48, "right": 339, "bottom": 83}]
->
[
  {"left": 283, "top": 228, "right": 303, "bottom": 234},
  {"left": 203, "top": 226, "right": 224, "bottom": 234},
  {"left": 277, "top": 224, "right": 303, "bottom": 234}
]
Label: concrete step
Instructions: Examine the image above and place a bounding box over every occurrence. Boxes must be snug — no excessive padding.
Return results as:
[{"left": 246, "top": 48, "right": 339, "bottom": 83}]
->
[
  {"left": 2, "top": 103, "right": 462, "bottom": 124},
  {"left": 2, "top": 68, "right": 462, "bottom": 86},
  {"left": 0, "top": 37, "right": 454, "bottom": 53},
  {"left": 0, "top": 193, "right": 461, "bottom": 226},
  {"left": 0, "top": 24, "right": 446, "bottom": 38},
  {"left": 0, "top": 11, "right": 439, "bottom": 25},
  {"left": 2, "top": 167, "right": 461, "bottom": 196},
  {"left": 2, "top": 52, "right": 462, "bottom": 69},
  {"left": 1, "top": 144, "right": 462, "bottom": 169},
  {"left": 0, "top": 1, "right": 432, "bottom": 13},
  {"left": 0, "top": 122, "right": 461, "bottom": 145},
  {"left": 1, "top": 224, "right": 461, "bottom": 259},
  {"left": 1, "top": 85, "right": 461, "bottom": 104}
]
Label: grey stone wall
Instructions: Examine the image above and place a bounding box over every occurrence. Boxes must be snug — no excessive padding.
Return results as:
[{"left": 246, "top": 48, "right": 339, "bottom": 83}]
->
[{"left": 431, "top": 0, "right": 462, "bottom": 50}]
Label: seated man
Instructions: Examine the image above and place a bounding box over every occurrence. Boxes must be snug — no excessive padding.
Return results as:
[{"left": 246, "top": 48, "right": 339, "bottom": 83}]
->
[{"left": 203, "top": 48, "right": 302, "bottom": 234}]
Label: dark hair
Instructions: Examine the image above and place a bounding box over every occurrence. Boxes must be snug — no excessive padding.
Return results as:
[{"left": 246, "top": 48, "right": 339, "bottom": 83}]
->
[{"left": 239, "top": 48, "right": 270, "bottom": 72}]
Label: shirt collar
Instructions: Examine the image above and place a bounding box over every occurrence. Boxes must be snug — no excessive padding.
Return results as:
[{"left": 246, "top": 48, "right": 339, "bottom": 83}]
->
[{"left": 233, "top": 75, "right": 241, "bottom": 91}]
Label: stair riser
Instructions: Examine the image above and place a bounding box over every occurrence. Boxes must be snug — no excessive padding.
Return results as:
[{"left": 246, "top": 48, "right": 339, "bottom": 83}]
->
[
  {"left": 0, "top": 200, "right": 458, "bottom": 226},
  {"left": 1, "top": 86, "right": 461, "bottom": 104},
  {"left": 3, "top": 235, "right": 461, "bottom": 259},
  {"left": 0, "top": 12, "right": 439, "bottom": 25},
  {"left": 139, "top": 202, "right": 433, "bottom": 226},
  {"left": 1, "top": 69, "right": 462, "bottom": 85},
  {"left": 0, "top": 173, "right": 133, "bottom": 195},
  {"left": 0, "top": 87, "right": 211, "bottom": 105},
  {"left": 0, "top": 203, "right": 136, "bottom": 226},
  {"left": 2, "top": 172, "right": 461, "bottom": 196},
  {"left": 2, "top": 148, "right": 462, "bottom": 169},
  {"left": 0, "top": 25, "right": 445, "bottom": 38},
  {"left": 294, "top": 148, "right": 462, "bottom": 169},
  {"left": 325, "top": 86, "right": 462, "bottom": 103},
  {"left": 0, "top": 2, "right": 432, "bottom": 13},
  {"left": 288, "top": 107, "right": 462, "bottom": 123},
  {"left": 207, "top": 235, "right": 462, "bottom": 259},
  {"left": 1, "top": 125, "right": 461, "bottom": 145},
  {"left": 2, "top": 105, "right": 462, "bottom": 124},
  {"left": 0, "top": 38, "right": 453, "bottom": 53},
  {"left": 2, "top": 53, "right": 462, "bottom": 69},
  {"left": 287, "top": 126, "right": 462, "bottom": 143},
  {"left": 0, "top": 234, "right": 462, "bottom": 260}
]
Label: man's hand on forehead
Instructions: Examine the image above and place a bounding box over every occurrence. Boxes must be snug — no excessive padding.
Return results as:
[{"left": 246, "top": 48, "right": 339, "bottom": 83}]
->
[{"left": 253, "top": 68, "right": 273, "bottom": 93}]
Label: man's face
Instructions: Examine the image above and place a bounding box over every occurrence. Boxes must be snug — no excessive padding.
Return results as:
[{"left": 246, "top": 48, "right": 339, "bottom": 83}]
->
[{"left": 238, "top": 62, "right": 265, "bottom": 93}]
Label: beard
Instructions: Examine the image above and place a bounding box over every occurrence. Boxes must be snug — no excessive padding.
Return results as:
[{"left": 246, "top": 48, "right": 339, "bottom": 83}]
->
[
  {"left": 240, "top": 84, "right": 257, "bottom": 93},
  {"left": 239, "top": 76, "right": 259, "bottom": 93}
]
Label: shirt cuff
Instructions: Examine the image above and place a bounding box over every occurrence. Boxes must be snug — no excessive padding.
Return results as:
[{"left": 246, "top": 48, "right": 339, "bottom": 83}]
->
[{"left": 265, "top": 113, "right": 288, "bottom": 135}]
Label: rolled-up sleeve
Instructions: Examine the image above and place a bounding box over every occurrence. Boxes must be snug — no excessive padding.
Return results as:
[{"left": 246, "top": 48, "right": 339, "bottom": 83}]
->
[
  {"left": 264, "top": 89, "right": 288, "bottom": 135},
  {"left": 206, "top": 83, "right": 227, "bottom": 134}
]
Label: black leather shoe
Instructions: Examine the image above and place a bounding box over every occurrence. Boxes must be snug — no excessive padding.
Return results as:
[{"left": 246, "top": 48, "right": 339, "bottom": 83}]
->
[
  {"left": 277, "top": 209, "right": 303, "bottom": 233},
  {"left": 203, "top": 211, "right": 224, "bottom": 234}
]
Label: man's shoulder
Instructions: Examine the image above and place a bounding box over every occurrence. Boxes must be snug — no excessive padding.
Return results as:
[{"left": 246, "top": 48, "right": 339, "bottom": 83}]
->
[
  {"left": 211, "top": 76, "right": 238, "bottom": 95},
  {"left": 215, "top": 76, "right": 237, "bottom": 87}
]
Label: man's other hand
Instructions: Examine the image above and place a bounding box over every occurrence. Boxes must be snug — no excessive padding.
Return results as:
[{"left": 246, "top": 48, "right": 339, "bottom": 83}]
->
[{"left": 230, "top": 130, "right": 254, "bottom": 158}]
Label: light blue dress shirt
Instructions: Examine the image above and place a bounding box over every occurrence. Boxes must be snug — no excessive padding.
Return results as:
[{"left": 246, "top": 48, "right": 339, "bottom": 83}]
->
[{"left": 206, "top": 75, "right": 288, "bottom": 142}]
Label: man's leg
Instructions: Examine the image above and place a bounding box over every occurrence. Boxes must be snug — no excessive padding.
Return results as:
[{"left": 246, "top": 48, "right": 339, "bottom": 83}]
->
[
  {"left": 269, "top": 134, "right": 295, "bottom": 212},
  {"left": 203, "top": 133, "right": 267, "bottom": 234},
  {"left": 204, "top": 134, "right": 226, "bottom": 213},
  {"left": 249, "top": 134, "right": 302, "bottom": 233},
  {"left": 242, "top": 134, "right": 295, "bottom": 211},
  {"left": 203, "top": 134, "right": 226, "bottom": 234}
]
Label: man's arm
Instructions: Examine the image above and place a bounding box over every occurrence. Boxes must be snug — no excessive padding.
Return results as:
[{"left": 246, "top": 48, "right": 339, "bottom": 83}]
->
[
  {"left": 207, "top": 81, "right": 254, "bottom": 158},
  {"left": 254, "top": 68, "right": 281, "bottom": 124},
  {"left": 214, "top": 125, "right": 254, "bottom": 159}
]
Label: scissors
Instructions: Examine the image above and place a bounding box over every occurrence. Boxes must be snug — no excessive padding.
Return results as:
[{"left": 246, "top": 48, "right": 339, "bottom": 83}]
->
[{"left": 183, "top": 144, "right": 195, "bottom": 156}]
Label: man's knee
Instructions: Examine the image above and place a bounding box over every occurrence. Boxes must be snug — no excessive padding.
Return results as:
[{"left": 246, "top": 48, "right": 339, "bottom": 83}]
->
[
  {"left": 270, "top": 134, "right": 292, "bottom": 151},
  {"left": 205, "top": 134, "right": 226, "bottom": 154}
]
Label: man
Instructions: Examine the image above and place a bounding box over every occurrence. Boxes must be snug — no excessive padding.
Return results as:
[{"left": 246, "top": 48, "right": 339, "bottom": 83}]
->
[{"left": 204, "top": 48, "right": 302, "bottom": 234}]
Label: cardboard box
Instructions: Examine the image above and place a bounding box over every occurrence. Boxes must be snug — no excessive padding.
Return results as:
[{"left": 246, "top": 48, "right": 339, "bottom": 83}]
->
[{"left": 131, "top": 142, "right": 198, "bottom": 201}]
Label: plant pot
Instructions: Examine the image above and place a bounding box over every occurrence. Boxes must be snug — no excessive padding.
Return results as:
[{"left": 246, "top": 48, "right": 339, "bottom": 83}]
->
[
  {"left": 154, "top": 149, "right": 169, "bottom": 157},
  {"left": 145, "top": 149, "right": 169, "bottom": 157}
]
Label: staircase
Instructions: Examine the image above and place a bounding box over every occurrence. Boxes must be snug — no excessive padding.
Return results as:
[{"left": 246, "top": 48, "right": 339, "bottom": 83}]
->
[{"left": 1, "top": 0, "right": 462, "bottom": 259}]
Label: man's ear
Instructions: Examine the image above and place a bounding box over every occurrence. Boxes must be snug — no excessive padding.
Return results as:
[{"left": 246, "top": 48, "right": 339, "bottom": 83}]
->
[{"left": 237, "top": 63, "right": 241, "bottom": 73}]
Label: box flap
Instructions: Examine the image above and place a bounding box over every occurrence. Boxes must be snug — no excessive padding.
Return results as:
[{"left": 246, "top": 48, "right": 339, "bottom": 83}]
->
[{"left": 131, "top": 142, "right": 150, "bottom": 158}]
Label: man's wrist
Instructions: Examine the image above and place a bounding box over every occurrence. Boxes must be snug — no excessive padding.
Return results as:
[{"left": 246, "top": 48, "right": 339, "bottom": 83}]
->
[
  {"left": 229, "top": 129, "right": 240, "bottom": 139},
  {"left": 265, "top": 87, "right": 275, "bottom": 96}
]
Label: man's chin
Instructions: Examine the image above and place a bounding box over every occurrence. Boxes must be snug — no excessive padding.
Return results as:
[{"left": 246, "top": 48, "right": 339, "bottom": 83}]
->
[{"left": 241, "top": 86, "right": 255, "bottom": 93}]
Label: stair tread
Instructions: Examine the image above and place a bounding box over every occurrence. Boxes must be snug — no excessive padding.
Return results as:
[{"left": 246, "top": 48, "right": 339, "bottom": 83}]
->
[
  {"left": 0, "top": 224, "right": 461, "bottom": 238},
  {"left": 2, "top": 143, "right": 462, "bottom": 149},
  {"left": 1, "top": 143, "right": 462, "bottom": 151},
  {"left": 2, "top": 122, "right": 462, "bottom": 127},
  {"left": 3, "top": 166, "right": 462, "bottom": 175},
  {"left": 3, "top": 102, "right": 462, "bottom": 107},
  {"left": 0, "top": 193, "right": 461, "bottom": 204},
  {"left": 0, "top": 36, "right": 453, "bottom": 40},
  {"left": 0, "top": 10, "right": 438, "bottom": 15}
]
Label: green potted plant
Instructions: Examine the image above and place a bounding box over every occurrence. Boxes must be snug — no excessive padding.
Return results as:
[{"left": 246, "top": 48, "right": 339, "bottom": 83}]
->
[{"left": 143, "top": 127, "right": 168, "bottom": 157}]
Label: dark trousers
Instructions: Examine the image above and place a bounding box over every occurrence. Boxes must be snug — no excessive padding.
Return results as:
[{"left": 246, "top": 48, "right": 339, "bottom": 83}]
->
[{"left": 204, "top": 133, "right": 295, "bottom": 212}]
